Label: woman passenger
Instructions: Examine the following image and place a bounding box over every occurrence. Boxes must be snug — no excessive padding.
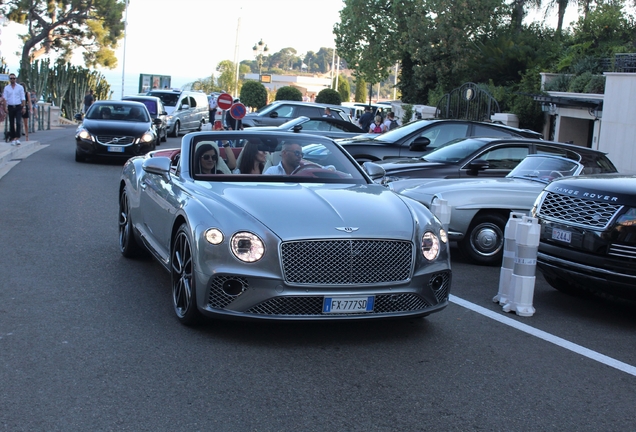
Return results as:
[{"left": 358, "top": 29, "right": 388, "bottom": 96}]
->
[
  {"left": 195, "top": 143, "right": 231, "bottom": 174},
  {"left": 235, "top": 142, "right": 269, "bottom": 174}
]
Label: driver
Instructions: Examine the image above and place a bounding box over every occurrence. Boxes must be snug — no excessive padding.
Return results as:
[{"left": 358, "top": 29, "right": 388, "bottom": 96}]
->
[{"left": 264, "top": 142, "right": 303, "bottom": 175}]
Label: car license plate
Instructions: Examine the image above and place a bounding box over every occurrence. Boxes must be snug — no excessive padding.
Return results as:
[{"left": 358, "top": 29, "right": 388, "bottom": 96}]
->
[
  {"left": 107, "top": 146, "right": 125, "bottom": 153},
  {"left": 552, "top": 227, "right": 572, "bottom": 243},
  {"left": 323, "top": 296, "right": 374, "bottom": 313}
]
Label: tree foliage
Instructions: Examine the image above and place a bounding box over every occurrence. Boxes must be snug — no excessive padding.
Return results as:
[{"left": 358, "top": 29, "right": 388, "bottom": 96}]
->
[
  {"left": 275, "top": 86, "right": 303, "bottom": 101},
  {"left": 354, "top": 76, "right": 367, "bottom": 103},
  {"left": 315, "top": 89, "right": 342, "bottom": 105},
  {"left": 240, "top": 81, "right": 268, "bottom": 110},
  {"left": 334, "top": 74, "right": 351, "bottom": 103},
  {"left": 2, "top": 0, "right": 127, "bottom": 79}
]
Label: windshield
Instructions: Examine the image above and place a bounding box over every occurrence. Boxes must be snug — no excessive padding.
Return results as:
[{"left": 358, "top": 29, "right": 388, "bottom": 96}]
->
[
  {"left": 85, "top": 103, "right": 150, "bottom": 122},
  {"left": 147, "top": 91, "right": 179, "bottom": 107},
  {"left": 190, "top": 132, "right": 368, "bottom": 183},
  {"left": 350, "top": 119, "right": 436, "bottom": 142},
  {"left": 423, "top": 138, "right": 484, "bottom": 162},
  {"left": 507, "top": 155, "right": 582, "bottom": 182}
]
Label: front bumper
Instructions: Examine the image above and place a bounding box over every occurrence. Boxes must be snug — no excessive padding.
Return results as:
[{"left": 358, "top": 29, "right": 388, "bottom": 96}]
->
[{"left": 76, "top": 137, "right": 153, "bottom": 158}]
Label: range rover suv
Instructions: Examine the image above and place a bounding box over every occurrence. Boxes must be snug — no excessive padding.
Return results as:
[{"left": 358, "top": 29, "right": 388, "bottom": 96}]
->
[{"left": 532, "top": 175, "right": 636, "bottom": 302}]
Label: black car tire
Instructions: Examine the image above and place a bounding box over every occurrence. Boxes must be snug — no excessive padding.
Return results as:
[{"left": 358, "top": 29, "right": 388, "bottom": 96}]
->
[
  {"left": 170, "top": 121, "right": 180, "bottom": 138},
  {"left": 161, "top": 128, "right": 167, "bottom": 142},
  {"left": 118, "top": 187, "right": 144, "bottom": 258},
  {"left": 459, "top": 212, "right": 507, "bottom": 266},
  {"left": 75, "top": 150, "right": 86, "bottom": 162},
  {"left": 171, "top": 224, "right": 201, "bottom": 326}
]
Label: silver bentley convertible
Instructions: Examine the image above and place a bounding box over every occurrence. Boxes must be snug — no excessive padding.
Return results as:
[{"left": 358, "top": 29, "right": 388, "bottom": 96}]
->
[{"left": 118, "top": 131, "right": 451, "bottom": 325}]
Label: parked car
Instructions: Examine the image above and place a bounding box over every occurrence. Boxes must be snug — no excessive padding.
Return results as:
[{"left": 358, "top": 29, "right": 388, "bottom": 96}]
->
[
  {"left": 336, "top": 119, "right": 543, "bottom": 164},
  {"left": 146, "top": 89, "right": 208, "bottom": 137},
  {"left": 241, "top": 101, "right": 351, "bottom": 127},
  {"left": 366, "top": 137, "right": 615, "bottom": 182},
  {"left": 122, "top": 95, "right": 168, "bottom": 144},
  {"left": 533, "top": 174, "right": 636, "bottom": 302},
  {"left": 118, "top": 131, "right": 451, "bottom": 325},
  {"left": 387, "top": 153, "right": 618, "bottom": 265},
  {"left": 74, "top": 100, "right": 159, "bottom": 162},
  {"left": 249, "top": 116, "right": 365, "bottom": 139}
]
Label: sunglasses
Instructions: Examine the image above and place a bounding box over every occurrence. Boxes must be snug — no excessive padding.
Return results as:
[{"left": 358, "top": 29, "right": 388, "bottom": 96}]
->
[
  {"left": 286, "top": 150, "right": 303, "bottom": 157},
  {"left": 9, "top": 78, "right": 16, "bottom": 80},
  {"left": 201, "top": 154, "right": 217, "bottom": 161}
]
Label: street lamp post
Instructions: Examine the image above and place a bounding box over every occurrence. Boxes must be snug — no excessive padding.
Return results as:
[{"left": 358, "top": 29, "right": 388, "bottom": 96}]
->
[{"left": 252, "top": 39, "right": 268, "bottom": 75}]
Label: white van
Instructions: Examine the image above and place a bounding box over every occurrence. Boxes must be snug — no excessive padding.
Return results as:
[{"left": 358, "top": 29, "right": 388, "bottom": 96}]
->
[{"left": 147, "top": 90, "right": 209, "bottom": 136}]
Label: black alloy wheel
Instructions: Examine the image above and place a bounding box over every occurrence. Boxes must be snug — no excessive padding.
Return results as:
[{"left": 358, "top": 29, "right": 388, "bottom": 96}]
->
[
  {"left": 171, "top": 224, "right": 201, "bottom": 325},
  {"left": 118, "top": 187, "right": 144, "bottom": 258}
]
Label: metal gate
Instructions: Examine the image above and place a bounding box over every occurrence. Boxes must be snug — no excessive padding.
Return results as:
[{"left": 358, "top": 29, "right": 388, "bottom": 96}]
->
[{"left": 436, "top": 82, "right": 500, "bottom": 121}]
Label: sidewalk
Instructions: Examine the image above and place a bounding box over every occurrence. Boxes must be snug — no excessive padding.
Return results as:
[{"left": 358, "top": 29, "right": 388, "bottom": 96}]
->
[{"left": 0, "top": 125, "right": 76, "bottom": 179}]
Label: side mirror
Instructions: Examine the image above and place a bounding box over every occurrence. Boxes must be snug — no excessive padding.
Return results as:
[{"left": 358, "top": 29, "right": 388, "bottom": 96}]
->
[
  {"left": 292, "top": 124, "right": 303, "bottom": 133},
  {"left": 466, "top": 158, "right": 489, "bottom": 176},
  {"left": 153, "top": 118, "right": 163, "bottom": 125},
  {"left": 409, "top": 137, "right": 431, "bottom": 152},
  {"left": 142, "top": 156, "right": 171, "bottom": 179},
  {"left": 269, "top": 111, "right": 279, "bottom": 118},
  {"left": 363, "top": 161, "right": 386, "bottom": 181},
  {"left": 74, "top": 113, "right": 83, "bottom": 121},
  {"left": 180, "top": 104, "right": 190, "bottom": 110}
]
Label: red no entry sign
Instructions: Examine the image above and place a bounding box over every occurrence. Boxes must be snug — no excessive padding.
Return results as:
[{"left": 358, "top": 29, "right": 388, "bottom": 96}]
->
[
  {"left": 217, "top": 93, "right": 233, "bottom": 110},
  {"left": 229, "top": 103, "right": 247, "bottom": 120}
]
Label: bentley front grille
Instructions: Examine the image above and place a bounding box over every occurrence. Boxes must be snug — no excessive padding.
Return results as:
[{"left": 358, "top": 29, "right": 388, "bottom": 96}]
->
[
  {"left": 281, "top": 239, "right": 413, "bottom": 285},
  {"left": 97, "top": 135, "right": 135, "bottom": 145},
  {"left": 245, "top": 293, "right": 430, "bottom": 316},
  {"left": 538, "top": 192, "right": 622, "bottom": 230}
]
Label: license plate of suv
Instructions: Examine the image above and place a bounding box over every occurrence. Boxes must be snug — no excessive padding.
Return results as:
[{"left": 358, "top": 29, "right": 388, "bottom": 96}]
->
[
  {"left": 323, "top": 296, "right": 374, "bottom": 313},
  {"left": 107, "top": 146, "right": 125, "bottom": 153},
  {"left": 552, "top": 227, "right": 572, "bottom": 243}
]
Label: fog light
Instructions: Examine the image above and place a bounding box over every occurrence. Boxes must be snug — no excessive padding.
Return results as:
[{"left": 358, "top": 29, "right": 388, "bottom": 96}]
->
[
  {"left": 430, "top": 275, "right": 445, "bottom": 291},
  {"left": 222, "top": 279, "right": 244, "bottom": 296}
]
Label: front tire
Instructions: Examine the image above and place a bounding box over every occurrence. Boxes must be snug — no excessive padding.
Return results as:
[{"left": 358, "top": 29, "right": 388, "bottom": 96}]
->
[
  {"left": 118, "top": 188, "right": 144, "bottom": 258},
  {"left": 170, "top": 121, "right": 180, "bottom": 138},
  {"left": 75, "top": 150, "right": 86, "bottom": 162},
  {"left": 458, "top": 213, "right": 507, "bottom": 266},
  {"left": 171, "top": 224, "right": 201, "bottom": 326},
  {"left": 161, "top": 128, "right": 167, "bottom": 142}
]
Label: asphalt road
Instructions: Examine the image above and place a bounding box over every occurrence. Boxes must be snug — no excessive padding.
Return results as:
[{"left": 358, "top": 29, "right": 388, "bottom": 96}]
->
[{"left": 1, "top": 127, "right": 634, "bottom": 431}]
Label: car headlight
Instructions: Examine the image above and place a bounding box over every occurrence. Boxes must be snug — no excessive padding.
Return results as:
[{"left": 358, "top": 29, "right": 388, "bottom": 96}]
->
[
  {"left": 439, "top": 228, "right": 448, "bottom": 244},
  {"left": 230, "top": 232, "right": 265, "bottom": 262},
  {"left": 205, "top": 228, "right": 224, "bottom": 245},
  {"left": 421, "top": 231, "right": 440, "bottom": 261},
  {"left": 78, "top": 129, "right": 91, "bottom": 140},
  {"left": 140, "top": 132, "right": 155, "bottom": 143},
  {"left": 617, "top": 207, "right": 636, "bottom": 226}
]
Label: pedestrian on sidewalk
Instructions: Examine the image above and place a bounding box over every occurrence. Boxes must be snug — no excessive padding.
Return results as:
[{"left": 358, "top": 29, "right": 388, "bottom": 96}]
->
[
  {"left": 2, "top": 73, "right": 26, "bottom": 145},
  {"left": 21, "top": 86, "right": 30, "bottom": 141}
]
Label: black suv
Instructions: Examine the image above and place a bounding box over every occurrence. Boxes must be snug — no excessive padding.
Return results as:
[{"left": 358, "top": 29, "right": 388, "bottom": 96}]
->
[
  {"left": 241, "top": 101, "right": 351, "bottom": 127},
  {"left": 533, "top": 175, "right": 636, "bottom": 302},
  {"left": 336, "top": 119, "right": 543, "bottom": 164}
]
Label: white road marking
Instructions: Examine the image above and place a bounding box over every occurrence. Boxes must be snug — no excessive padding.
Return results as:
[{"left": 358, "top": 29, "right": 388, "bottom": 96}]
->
[{"left": 450, "top": 294, "right": 636, "bottom": 377}]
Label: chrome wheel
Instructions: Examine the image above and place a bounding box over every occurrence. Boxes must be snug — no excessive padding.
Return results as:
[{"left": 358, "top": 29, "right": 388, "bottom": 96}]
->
[
  {"left": 459, "top": 213, "right": 507, "bottom": 266},
  {"left": 170, "top": 121, "right": 180, "bottom": 137},
  {"left": 171, "top": 224, "right": 200, "bottom": 325}
]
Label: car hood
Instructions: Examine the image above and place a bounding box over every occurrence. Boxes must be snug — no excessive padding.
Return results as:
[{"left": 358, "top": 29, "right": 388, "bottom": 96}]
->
[
  {"left": 375, "top": 158, "right": 447, "bottom": 173},
  {"left": 390, "top": 177, "right": 545, "bottom": 207},
  {"left": 164, "top": 106, "right": 175, "bottom": 115},
  {"left": 81, "top": 119, "right": 151, "bottom": 135},
  {"left": 199, "top": 182, "right": 416, "bottom": 240}
]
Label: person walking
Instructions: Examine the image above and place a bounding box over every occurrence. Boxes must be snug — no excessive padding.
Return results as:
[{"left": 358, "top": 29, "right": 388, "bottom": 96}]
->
[
  {"left": 83, "top": 89, "right": 94, "bottom": 113},
  {"left": 2, "top": 73, "right": 26, "bottom": 145},
  {"left": 208, "top": 93, "right": 218, "bottom": 124},
  {"left": 21, "top": 86, "right": 30, "bottom": 141}
]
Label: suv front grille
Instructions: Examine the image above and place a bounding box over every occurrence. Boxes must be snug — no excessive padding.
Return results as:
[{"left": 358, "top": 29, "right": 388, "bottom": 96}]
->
[
  {"left": 281, "top": 239, "right": 413, "bottom": 285},
  {"left": 608, "top": 244, "right": 636, "bottom": 260},
  {"left": 538, "top": 192, "right": 622, "bottom": 229},
  {"left": 97, "top": 135, "right": 135, "bottom": 145}
]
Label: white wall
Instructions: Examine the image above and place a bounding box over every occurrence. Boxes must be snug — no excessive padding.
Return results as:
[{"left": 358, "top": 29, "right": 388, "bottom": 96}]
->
[{"left": 599, "top": 73, "right": 636, "bottom": 174}]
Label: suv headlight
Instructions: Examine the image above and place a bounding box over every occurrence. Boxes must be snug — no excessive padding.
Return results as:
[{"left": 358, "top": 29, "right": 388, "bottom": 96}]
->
[
  {"left": 230, "top": 232, "right": 265, "bottom": 262},
  {"left": 78, "top": 128, "right": 92, "bottom": 140},
  {"left": 617, "top": 207, "right": 636, "bottom": 226},
  {"left": 140, "top": 131, "right": 155, "bottom": 143},
  {"left": 421, "top": 231, "right": 440, "bottom": 261}
]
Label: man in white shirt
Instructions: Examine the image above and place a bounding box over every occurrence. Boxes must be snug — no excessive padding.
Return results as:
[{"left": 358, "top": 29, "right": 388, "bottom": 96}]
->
[
  {"left": 3, "top": 73, "right": 26, "bottom": 145},
  {"left": 208, "top": 94, "right": 218, "bottom": 124},
  {"left": 264, "top": 142, "right": 303, "bottom": 175}
]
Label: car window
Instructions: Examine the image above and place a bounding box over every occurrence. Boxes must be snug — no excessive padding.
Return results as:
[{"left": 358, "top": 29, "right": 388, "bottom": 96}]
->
[
  {"left": 477, "top": 145, "right": 529, "bottom": 169},
  {"left": 129, "top": 100, "right": 157, "bottom": 115},
  {"left": 578, "top": 154, "right": 617, "bottom": 174},
  {"left": 418, "top": 123, "right": 469, "bottom": 150},
  {"left": 298, "top": 107, "right": 322, "bottom": 117},
  {"left": 273, "top": 104, "right": 295, "bottom": 118},
  {"left": 148, "top": 92, "right": 179, "bottom": 107},
  {"left": 473, "top": 124, "right": 517, "bottom": 137},
  {"left": 301, "top": 120, "right": 322, "bottom": 131},
  {"left": 189, "top": 96, "right": 198, "bottom": 108},
  {"left": 424, "top": 138, "right": 485, "bottom": 162}
]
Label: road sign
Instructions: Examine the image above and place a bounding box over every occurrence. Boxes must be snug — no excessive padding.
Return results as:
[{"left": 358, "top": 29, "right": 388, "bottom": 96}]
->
[
  {"left": 229, "top": 103, "right": 247, "bottom": 120},
  {"left": 217, "top": 93, "right": 233, "bottom": 110}
]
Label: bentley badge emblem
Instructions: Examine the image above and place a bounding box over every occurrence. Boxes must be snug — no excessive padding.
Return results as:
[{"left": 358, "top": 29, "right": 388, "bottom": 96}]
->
[{"left": 335, "top": 227, "right": 359, "bottom": 233}]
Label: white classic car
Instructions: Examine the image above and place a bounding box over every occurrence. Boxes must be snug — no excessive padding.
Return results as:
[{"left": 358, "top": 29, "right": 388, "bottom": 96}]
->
[{"left": 389, "top": 154, "right": 611, "bottom": 265}]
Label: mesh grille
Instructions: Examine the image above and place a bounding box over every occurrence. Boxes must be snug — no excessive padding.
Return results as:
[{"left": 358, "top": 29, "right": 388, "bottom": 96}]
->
[
  {"left": 281, "top": 239, "right": 413, "bottom": 285},
  {"left": 430, "top": 271, "right": 451, "bottom": 303},
  {"left": 207, "top": 276, "right": 249, "bottom": 309},
  {"left": 539, "top": 192, "right": 622, "bottom": 229},
  {"left": 245, "top": 293, "right": 430, "bottom": 316},
  {"left": 97, "top": 135, "right": 135, "bottom": 145}
]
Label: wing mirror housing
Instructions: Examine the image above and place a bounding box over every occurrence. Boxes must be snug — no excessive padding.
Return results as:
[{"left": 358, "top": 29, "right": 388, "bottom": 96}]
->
[
  {"left": 269, "top": 111, "right": 279, "bottom": 118},
  {"left": 409, "top": 137, "right": 431, "bottom": 152},
  {"left": 466, "top": 158, "right": 490, "bottom": 176}
]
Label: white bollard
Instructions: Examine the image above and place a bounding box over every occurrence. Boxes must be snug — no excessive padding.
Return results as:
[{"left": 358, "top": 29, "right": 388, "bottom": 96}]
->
[
  {"left": 502, "top": 216, "right": 540, "bottom": 317},
  {"left": 493, "top": 212, "right": 526, "bottom": 305},
  {"left": 430, "top": 198, "right": 451, "bottom": 231}
]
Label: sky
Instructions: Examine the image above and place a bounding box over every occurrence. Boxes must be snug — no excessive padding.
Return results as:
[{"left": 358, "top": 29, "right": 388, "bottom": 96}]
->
[
  {"left": 1, "top": 0, "right": 588, "bottom": 99},
  {"left": 1, "top": 0, "right": 345, "bottom": 97}
]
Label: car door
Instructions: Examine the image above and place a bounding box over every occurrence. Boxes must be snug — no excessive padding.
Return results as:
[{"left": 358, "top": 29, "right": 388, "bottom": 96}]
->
[
  {"left": 459, "top": 144, "right": 529, "bottom": 177},
  {"left": 138, "top": 168, "right": 182, "bottom": 259},
  {"left": 401, "top": 122, "right": 470, "bottom": 158}
]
